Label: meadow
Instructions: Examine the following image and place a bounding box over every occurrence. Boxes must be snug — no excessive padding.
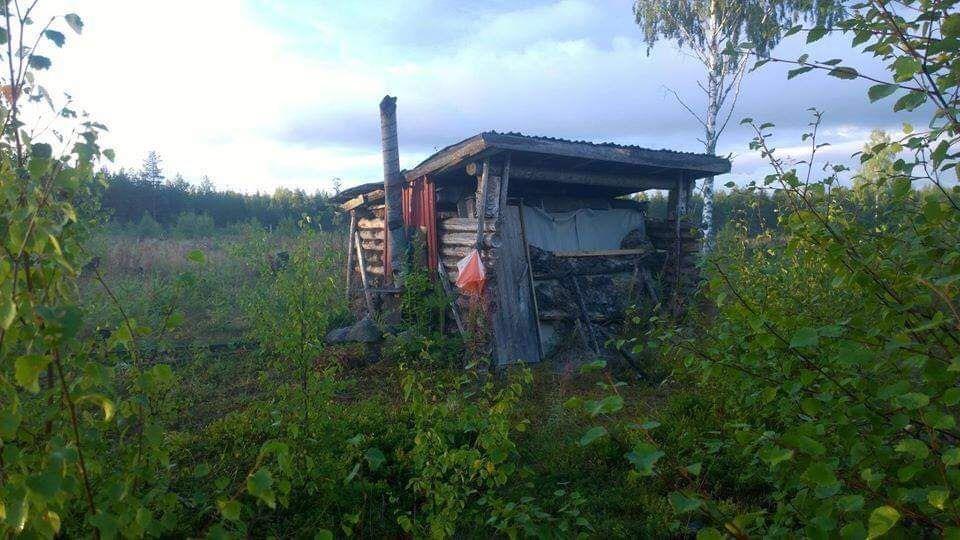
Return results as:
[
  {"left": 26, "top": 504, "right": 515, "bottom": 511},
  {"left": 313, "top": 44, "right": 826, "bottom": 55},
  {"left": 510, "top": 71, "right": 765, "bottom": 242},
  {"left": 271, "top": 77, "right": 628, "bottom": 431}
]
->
[{"left": 72, "top": 227, "right": 707, "bottom": 537}]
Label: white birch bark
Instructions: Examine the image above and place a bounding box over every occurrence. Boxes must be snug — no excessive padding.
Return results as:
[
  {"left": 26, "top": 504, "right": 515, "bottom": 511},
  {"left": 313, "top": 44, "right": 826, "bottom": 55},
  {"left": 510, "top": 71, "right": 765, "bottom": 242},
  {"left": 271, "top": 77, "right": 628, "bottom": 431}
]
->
[{"left": 701, "top": 0, "right": 721, "bottom": 253}]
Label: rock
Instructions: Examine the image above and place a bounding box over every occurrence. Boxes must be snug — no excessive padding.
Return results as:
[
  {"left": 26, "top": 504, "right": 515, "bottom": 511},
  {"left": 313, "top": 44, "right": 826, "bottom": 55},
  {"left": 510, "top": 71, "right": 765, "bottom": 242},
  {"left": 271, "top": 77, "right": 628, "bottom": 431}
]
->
[
  {"left": 346, "top": 315, "right": 381, "bottom": 343},
  {"left": 326, "top": 316, "right": 382, "bottom": 344},
  {"left": 325, "top": 326, "right": 351, "bottom": 343}
]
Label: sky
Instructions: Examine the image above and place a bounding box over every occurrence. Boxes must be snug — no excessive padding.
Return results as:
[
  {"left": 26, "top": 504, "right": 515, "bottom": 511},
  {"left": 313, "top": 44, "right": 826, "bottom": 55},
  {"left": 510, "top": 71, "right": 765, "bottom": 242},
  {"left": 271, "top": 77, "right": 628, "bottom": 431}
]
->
[{"left": 30, "top": 0, "right": 919, "bottom": 194}]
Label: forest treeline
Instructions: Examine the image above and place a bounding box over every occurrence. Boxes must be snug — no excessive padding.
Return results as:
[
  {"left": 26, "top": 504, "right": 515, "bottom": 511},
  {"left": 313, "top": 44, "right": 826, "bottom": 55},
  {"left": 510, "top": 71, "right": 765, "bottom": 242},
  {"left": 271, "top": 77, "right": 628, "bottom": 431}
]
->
[
  {"left": 98, "top": 152, "right": 340, "bottom": 235},
  {"left": 106, "top": 132, "right": 905, "bottom": 239}
]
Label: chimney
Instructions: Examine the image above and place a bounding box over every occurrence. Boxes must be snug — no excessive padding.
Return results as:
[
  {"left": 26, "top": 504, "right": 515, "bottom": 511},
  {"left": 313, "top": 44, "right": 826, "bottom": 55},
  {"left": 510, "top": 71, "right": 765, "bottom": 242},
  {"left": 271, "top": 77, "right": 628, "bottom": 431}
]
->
[{"left": 379, "top": 95, "right": 405, "bottom": 280}]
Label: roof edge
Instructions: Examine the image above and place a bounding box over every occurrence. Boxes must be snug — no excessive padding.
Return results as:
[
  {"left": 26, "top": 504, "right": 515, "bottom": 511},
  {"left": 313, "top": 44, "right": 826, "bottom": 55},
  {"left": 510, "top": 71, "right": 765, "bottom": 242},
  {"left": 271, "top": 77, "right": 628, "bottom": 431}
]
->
[{"left": 405, "top": 131, "right": 730, "bottom": 181}]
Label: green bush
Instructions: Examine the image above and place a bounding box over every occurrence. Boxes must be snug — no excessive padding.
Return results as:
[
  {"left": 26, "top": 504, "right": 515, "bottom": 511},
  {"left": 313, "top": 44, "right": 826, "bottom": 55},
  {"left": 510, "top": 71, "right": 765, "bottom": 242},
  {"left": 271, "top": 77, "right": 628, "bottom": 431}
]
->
[
  {"left": 638, "top": 2, "right": 960, "bottom": 534},
  {"left": 171, "top": 211, "right": 216, "bottom": 239}
]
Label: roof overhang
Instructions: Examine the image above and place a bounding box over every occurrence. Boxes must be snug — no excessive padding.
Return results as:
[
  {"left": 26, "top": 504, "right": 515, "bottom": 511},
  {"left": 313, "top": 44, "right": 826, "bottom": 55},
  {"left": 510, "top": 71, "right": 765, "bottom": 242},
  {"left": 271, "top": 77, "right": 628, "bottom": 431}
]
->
[{"left": 404, "top": 132, "right": 731, "bottom": 195}]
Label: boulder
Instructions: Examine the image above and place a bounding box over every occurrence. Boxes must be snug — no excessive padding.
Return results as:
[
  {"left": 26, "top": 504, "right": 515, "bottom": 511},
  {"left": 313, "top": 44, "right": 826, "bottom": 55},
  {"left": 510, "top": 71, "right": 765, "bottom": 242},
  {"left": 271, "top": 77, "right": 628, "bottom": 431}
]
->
[
  {"left": 346, "top": 315, "right": 381, "bottom": 343},
  {"left": 326, "top": 315, "right": 382, "bottom": 344},
  {"left": 325, "top": 326, "right": 351, "bottom": 343}
]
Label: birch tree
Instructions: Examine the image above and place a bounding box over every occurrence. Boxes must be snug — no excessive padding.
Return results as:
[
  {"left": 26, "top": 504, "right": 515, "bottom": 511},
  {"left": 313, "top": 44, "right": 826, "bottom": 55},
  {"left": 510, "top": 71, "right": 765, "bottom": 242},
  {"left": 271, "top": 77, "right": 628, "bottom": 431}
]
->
[{"left": 634, "top": 0, "right": 841, "bottom": 250}]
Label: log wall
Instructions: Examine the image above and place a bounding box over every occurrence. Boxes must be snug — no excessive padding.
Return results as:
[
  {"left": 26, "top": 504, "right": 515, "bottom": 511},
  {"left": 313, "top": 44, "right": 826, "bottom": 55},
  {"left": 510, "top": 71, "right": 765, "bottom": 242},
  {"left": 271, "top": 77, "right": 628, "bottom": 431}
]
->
[
  {"left": 438, "top": 217, "right": 497, "bottom": 282},
  {"left": 645, "top": 218, "right": 700, "bottom": 299},
  {"left": 353, "top": 206, "right": 387, "bottom": 282}
]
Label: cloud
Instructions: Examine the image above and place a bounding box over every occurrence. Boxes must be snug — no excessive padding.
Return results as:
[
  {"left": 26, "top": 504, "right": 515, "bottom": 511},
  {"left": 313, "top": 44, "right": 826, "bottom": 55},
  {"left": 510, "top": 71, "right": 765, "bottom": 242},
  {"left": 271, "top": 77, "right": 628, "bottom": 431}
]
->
[{"left": 23, "top": 0, "right": 925, "bottom": 193}]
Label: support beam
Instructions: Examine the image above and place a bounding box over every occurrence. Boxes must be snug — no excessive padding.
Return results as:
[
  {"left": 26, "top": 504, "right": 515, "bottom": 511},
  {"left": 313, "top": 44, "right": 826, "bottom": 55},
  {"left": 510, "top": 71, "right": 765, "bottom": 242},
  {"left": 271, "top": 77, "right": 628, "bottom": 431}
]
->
[
  {"left": 497, "top": 154, "right": 512, "bottom": 223},
  {"left": 354, "top": 231, "right": 375, "bottom": 315},
  {"left": 468, "top": 163, "right": 679, "bottom": 191},
  {"left": 475, "top": 159, "right": 491, "bottom": 249},
  {"left": 345, "top": 211, "right": 356, "bottom": 301}
]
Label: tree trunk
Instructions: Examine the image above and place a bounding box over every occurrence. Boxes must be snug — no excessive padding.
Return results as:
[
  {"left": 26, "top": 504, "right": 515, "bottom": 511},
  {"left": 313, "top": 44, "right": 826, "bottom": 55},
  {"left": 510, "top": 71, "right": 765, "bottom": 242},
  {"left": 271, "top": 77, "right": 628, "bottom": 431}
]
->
[{"left": 701, "top": 0, "right": 721, "bottom": 253}]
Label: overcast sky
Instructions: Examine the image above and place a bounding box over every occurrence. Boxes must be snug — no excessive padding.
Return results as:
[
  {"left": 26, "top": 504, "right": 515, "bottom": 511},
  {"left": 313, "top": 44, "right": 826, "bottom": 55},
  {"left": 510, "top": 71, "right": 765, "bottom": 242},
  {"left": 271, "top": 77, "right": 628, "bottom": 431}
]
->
[{"left": 35, "top": 0, "right": 916, "bottom": 194}]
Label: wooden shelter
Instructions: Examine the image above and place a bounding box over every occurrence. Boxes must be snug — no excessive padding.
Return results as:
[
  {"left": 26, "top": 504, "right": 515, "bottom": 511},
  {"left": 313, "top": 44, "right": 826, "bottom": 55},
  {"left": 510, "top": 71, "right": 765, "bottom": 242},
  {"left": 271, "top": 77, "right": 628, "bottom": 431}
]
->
[{"left": 334, "top": 128, "right": 730, "bottom": 366}]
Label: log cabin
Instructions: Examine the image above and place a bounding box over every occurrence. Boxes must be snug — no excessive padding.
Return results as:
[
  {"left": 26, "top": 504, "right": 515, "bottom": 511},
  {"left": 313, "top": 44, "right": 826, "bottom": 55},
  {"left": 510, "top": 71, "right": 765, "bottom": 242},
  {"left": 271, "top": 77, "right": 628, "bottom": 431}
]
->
[{"left": 333, "top": 97, "right": 731, "bottom": 366}]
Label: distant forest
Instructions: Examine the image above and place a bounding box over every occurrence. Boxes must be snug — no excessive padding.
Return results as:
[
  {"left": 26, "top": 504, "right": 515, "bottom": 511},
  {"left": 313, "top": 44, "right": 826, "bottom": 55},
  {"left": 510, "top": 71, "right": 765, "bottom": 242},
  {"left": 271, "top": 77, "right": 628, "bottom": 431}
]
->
[
  {"left": 102, "top": 146, "right": 893, "bottom": 239},
  {"left": 97, "top": 151, "right": 341, "bottom": 236}
]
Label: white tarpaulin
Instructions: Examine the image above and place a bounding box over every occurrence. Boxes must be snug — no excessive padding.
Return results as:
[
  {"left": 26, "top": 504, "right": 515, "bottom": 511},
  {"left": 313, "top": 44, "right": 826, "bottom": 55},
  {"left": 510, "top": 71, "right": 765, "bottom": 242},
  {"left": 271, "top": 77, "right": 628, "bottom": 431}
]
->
[{"left": 521, "top": 206, "right": 644, "bottom": 252}]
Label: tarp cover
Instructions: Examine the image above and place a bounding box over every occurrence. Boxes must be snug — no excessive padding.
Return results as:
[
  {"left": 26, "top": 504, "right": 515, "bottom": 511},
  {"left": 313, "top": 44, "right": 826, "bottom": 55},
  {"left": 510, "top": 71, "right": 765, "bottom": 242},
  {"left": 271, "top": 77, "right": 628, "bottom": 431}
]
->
[{"left": 521, "top": 206, "right": 644, "bottom": 252}]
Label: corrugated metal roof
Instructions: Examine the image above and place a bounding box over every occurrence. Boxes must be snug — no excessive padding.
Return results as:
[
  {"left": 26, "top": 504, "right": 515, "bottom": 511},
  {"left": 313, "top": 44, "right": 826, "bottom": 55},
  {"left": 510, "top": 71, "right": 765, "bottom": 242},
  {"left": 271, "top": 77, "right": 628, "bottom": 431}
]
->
[
  {"left": 335, "top": 131, "right": 732, "bottom": 204},
  {"left": 404, "top": 131, "right": 731, "bottom": 181},
  {"left": 486, "top": 131, "right": 718, "bottom": 159}
]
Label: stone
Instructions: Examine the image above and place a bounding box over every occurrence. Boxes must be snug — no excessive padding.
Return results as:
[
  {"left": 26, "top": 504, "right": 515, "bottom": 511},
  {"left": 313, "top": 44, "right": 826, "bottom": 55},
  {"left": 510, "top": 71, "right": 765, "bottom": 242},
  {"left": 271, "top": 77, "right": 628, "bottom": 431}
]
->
[
  {"left": 345, "top": 315, "right": 381, "bottom": 343},
  {"left": 325, "top": 326, "right": 351, "bottom": 343}
]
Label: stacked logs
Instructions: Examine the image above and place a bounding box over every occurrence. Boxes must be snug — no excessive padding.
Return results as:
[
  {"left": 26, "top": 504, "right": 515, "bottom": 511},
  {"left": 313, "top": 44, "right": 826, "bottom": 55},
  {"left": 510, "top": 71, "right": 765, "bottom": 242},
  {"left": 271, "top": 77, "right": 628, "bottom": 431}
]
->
[
  {"left": 645, "top": 218, "right": 701, "bottom": 300},
  {"left": 355, "top": 206, "right": 387, "bottom": 281},
  {"left": 438, "top": 217, "right": 496, "bottom": 282}
]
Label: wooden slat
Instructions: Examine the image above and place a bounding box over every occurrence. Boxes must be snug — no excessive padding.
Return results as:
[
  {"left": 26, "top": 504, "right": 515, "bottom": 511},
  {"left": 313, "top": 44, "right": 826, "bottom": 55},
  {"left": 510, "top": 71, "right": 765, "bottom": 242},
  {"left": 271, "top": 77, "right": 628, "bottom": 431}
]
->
[
  {"left": 357, "top": 217, "right": 384, "bottom": 230},
  {"left": 491, "top": 206, "right": 541, "bottom": 365},
  {"left": 437, "top": 260, "right": 465, "bottom": 336},
  {"left": 537, "top": 309, "right": 610, "bottom": 322},
  {"left": 340, "top": 189, "right": 385, "bottom": 212},
  {"left": 441, "top": 246, "right": 472, "bottom": 259},
  {"left": 441, "top": 232, "right": 495, "bottom": 247},
  {"left": 439, "top": 218, "right": 496, "bottom": 233},
  {"left": 508, "top": 165, "right": 678, "bottom": 191},
  {"left": 358, "top": 229, "right": 385, "bottom": 241},
  {"left": 345, "top": 211, "right": 356, "bottom": 301},
  {"left": 517, "top": 202, "right": 543, "bottom": 359},
  {"left": 475, "top": 159, "right": 491, "bottom": 248},
  {"left": 354, "top": 232, "right": 374, "bottom": 314},
  {"left": 552, "top": 249, "right": 649, "bottom": 258}
]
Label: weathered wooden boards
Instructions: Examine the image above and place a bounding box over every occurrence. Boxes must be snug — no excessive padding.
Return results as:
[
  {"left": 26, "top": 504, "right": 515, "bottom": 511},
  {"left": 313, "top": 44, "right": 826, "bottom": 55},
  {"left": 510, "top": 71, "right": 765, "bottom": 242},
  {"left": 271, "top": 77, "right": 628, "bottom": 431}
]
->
[
  {"left": 646, "top": 218, "right": 701, "bottom": 305},
  {"left": 439, "top": 217, "right": 496, "bottom": 279},
  {"left": 491, "top": 205, "right": 541, "bottom": 365},
  {"left": 353, "top": 231, "right": 375, "bottom": 314},
  {"left": 354, "top": 214, "right": 387, "bottom": 278},
  {"left": 345, "top": 211, "right": 357, "bottom": 300},
  {"left": 340, "top": 189, "right": 384, "bottom": 212},
  {"left": 552, "top": 249, "right": 649, "bottom": 258},
  {"left": 437, "top": 260, "right": 465, "bottom": 336},
  {"left": 404, "top": 131, "right": 730, "bottom": 185}
]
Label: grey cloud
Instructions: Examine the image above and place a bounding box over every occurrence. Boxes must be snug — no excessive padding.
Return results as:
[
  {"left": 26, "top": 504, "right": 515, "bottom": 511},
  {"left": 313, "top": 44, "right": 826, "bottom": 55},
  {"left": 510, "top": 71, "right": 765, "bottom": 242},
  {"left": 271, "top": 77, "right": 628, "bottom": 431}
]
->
[{"left": 267, "top": 0, "right": 923, "bottom": 189}]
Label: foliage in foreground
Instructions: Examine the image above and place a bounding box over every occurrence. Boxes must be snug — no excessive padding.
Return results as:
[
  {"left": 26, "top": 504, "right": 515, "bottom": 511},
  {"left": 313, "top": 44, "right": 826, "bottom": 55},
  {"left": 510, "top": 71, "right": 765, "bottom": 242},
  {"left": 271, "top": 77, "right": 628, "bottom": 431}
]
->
[
  {"left": 10, "top": 0, "right": 960, "bottom": 538},
  {"left": 635, "top": 1, "right": 960, "bottom": 536}
]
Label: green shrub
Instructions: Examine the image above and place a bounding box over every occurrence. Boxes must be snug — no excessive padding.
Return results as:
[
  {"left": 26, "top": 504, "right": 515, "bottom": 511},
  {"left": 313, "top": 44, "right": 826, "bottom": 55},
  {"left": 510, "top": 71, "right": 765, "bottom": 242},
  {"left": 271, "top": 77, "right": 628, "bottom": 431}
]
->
[{"left": 171, "top": 211, "right": 216, "bottom": 239}]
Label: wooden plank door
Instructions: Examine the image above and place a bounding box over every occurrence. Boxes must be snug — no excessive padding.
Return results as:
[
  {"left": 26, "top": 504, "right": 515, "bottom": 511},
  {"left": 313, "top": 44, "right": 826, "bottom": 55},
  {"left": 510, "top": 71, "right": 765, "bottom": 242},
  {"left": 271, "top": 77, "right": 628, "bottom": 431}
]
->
[{"left": 492, "top": 205, "right": 541, "bottom": 365}]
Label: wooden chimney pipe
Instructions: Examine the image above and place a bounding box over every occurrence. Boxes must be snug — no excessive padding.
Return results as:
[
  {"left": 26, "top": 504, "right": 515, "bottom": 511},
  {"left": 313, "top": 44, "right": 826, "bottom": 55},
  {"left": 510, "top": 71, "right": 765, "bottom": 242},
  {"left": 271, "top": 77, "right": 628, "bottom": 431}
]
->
[{"left": 379, "top": 95, "right": 405, "bottom": 281}]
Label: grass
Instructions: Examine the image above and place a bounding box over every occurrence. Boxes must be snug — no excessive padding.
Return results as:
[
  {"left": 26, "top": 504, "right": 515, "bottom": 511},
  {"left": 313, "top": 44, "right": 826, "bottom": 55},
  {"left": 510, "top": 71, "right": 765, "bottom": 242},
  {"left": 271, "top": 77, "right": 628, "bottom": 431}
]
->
[{"left": 76, "top": 228, "right": 746, "bottom": 537}]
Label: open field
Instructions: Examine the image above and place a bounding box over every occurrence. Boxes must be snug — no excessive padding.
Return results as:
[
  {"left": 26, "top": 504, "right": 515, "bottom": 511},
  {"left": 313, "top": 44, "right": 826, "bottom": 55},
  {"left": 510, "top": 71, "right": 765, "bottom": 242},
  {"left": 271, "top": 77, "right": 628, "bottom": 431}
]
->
[{"left": 71, "top": 230, "right": 727, "bottom": 537}]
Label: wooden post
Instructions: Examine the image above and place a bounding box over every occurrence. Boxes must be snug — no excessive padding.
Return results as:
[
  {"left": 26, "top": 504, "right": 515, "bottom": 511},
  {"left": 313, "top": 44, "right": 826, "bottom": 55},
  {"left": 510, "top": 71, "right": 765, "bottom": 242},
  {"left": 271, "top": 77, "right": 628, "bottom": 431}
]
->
[
  {"left": 497, "top": 154, "right": 511, "bottom": 222},
  {"left": 354, "top": 231, "right": 375, "bottom": 315},
  {"left": 572, "top": 277, "right": 600, "bottom": 354},
  {"left": 672, "top": 175, "right": 688, "bottom": 315},
  {"left": 517, "top": 203, "right": 543, "bottom": 359},
  {"left": 475, "top": 158, "right": 491, "bottom": 249},
  {"left": 345, "top": 210, "right": 356, "bottom": 301},
  {"left": 437, "top": 260, "right": 466, "bottom": 336}
]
